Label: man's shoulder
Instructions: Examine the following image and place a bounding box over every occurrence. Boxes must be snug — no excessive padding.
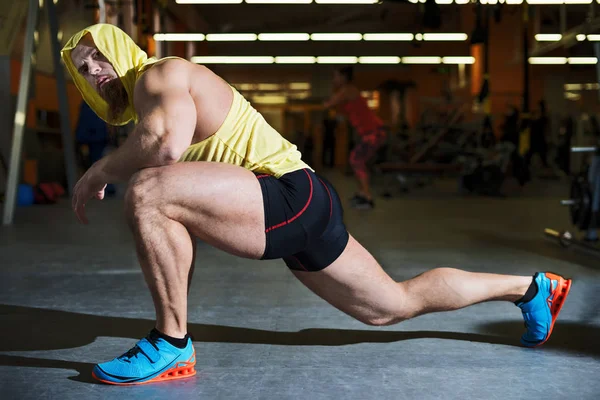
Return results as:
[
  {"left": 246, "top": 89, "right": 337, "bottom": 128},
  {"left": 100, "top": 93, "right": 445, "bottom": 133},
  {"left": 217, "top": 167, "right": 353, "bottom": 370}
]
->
[{"left": 137, "top": 59, "right": 190, "bottom": 90}]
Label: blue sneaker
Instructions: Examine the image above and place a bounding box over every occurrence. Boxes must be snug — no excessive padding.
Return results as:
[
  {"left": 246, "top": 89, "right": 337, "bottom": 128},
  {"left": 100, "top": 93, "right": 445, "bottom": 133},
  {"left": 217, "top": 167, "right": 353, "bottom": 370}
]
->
[
  {"left": 517, "top": 272, "right": 572, "bottom": 348},
  {"left": 92, "top": 331, "right": 196, "bottom": 385}
]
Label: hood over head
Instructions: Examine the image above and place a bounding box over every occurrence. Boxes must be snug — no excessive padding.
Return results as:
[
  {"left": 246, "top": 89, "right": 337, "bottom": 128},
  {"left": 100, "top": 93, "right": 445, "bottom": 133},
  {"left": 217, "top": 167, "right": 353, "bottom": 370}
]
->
[{"left": 61, "top": 24, "right": 163, "bottom": 125}]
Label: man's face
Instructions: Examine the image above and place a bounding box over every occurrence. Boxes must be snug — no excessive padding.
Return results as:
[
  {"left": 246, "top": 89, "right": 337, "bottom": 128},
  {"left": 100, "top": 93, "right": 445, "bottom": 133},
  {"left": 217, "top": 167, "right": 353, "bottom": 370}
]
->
[
  {"left": 70, "top": 37, "right": 118, "bottom": 98},
  {"left": 70, "top": 35, "right": 128, "bottom": 122}
]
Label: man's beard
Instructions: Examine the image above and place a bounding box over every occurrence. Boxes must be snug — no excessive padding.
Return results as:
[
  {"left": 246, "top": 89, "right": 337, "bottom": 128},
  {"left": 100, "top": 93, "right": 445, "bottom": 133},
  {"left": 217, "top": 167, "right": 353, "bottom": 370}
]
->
[{"left": 100, "top": 79, "right": 129, "bottom": 124}]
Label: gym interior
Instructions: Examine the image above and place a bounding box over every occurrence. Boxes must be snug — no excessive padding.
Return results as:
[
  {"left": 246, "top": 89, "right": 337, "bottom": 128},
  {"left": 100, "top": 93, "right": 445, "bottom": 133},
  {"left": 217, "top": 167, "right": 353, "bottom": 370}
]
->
[{"left": 1, "top": 0, "right": 599, "bottom": 398}]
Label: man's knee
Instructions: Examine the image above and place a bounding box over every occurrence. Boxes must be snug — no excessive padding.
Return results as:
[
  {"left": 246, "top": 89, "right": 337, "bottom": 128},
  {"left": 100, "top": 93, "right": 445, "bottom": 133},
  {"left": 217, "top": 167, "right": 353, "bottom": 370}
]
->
[
  {"left": 358, "top": 311, "right": 407, "bottom": 327},
  {"left": 125, "top": 168, "right": 162, "bottom": 216}
]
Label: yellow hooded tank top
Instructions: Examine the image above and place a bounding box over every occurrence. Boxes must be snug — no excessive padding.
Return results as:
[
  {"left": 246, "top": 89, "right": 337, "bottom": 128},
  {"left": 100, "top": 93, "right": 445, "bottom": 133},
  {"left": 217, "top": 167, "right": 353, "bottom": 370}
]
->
[
  {"left": 179, "top": 86, "right": 311, "bottom": 178},
  {"left": 61, "top": 24, "right": 311, "bottom": 178}
]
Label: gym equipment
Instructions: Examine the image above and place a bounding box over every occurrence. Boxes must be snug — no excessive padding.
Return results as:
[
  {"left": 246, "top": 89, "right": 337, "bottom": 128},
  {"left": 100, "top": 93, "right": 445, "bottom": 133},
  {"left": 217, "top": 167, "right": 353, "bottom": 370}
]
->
[
  {"left": 458, "top": 142, "right": 516, "bottom": 197},
  {"left": 544, "top": 229, "right": 600, "bottom": 255},
  {"left": 565, "top": 174, "right": 592, "bottom": 230},
  {"left": 17, "top": 184, "right": 34, "bottom": 206},
  {"left": 545, "top": 146, "right": 600, "bottom": 255},
  {"left": 3, "top": 0, "right": 77, "bottom": 225}
]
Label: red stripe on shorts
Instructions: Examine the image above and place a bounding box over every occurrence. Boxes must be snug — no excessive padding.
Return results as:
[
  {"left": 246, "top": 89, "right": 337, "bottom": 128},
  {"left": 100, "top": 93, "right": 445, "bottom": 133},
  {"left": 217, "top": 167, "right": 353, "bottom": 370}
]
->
[{"left": 265, "top": 169, "right": 313, "bottom": 233}]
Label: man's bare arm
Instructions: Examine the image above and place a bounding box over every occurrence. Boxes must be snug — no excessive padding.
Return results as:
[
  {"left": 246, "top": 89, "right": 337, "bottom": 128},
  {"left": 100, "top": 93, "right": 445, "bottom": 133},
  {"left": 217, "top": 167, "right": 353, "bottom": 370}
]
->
[{"left": 99, "top": 62, "right": 197, "bottom": 182}]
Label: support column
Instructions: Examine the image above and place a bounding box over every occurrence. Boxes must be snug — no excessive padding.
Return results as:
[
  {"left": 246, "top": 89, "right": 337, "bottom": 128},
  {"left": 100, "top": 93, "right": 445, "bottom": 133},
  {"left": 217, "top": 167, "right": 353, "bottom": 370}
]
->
[
  {"left": 98, "top": 0, "right": 106, "bottom": 23},
  {"left": 595, "top": 42, "right": 600, "bottom": 102},
  {"left": 0, "top": 56, "right": 11, "bottom": 193},
  {"left": 3, "top": 0, "right": 40, "bottom": 225}
]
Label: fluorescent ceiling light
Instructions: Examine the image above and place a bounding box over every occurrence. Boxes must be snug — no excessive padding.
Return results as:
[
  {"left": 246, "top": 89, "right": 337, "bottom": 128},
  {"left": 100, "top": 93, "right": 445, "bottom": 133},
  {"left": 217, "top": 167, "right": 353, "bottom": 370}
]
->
[
  {"left": 525, "top": 0, "right": 591, "bottom": 3},
  {"left": 316, "top": 56, "right": 358, "bottom": 64},
  {"left": 363, "top": 33, "right": 413, "bottom": 41},
  {"left": 289, "top": 92, "right": 311, "bottom": 99},
  {"left": 316, "top": 0, "right": 378, "bottom": 3},
  {"left": 311, "top": 33, "right": 362, "bottom": 41},
  {"left": 422, "top": 33, "right": 468, "bottom": 41},
  {"left": 568, "top": 57, "right": 597, "bottom": 64},
  {"left": 442, "top": 56, "right": 475, "bottom": 64},
  {"left": 535, "top": 34, "right": 562, "bottom": 41},
  {"left": 153, "top": 33, "right": 205, "bottom": 41},
  {"left": 176, "top": 0, "right": 242, "bottom": 3},
  {"left": 246, "top": 0, "right": 311, "bottom": 3},
  {"left": 275, "top": 56, "right": 316, "bottom": 64},
  {"left": 257, "top": 84, "right": 282, "bottom": 90},
  {"left": 402, "top": 56, "right": 441, "bottom": 64},
  {"left": 191, "top": 56, "right": 274, "bottom": 64},
  {"left": 252, "top": 95, "right": 287, "bottom": 105},
  {"left": 577, "top": 34, "right": 587, "bottom": 41},
  {"left": 190, "top": 55, "right": 475, "bottom": 65},
  {"left": 289, "top": 82, "right": 311, "bottom": 90},
  {"left": 587, "top": 34, "right": 600, "bottom": 41},
  {"left": 528, "top": 57, "right": 567, "bottom": 64},
  {"left": 564, "top": 84, "right": 582, "bottom": 90},
  {"left": 435, "top": 0, "right": 453, "bottom": 3},
  {"left": 235, "top": 84, "right": 256, "bottom": 90},
  {"left": 258, "top": 33, "right": 310, "bottom": 41},
  {"left": 205, "top": 34, "right": 257, "bottom": 41},
  {"left": 358, "top": 56, "right": 400, "bottom": 64},
  {"left": 506, "top": 0, "right": 523, "bottom": 3},
  {"left": 152, "top": 32, "right": 467, "bottom": 43}
]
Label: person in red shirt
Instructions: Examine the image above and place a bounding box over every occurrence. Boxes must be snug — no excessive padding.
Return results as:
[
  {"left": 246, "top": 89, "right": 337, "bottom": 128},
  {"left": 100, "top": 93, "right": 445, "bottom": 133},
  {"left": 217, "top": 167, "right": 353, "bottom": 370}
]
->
[{"left": 324, "top": 66, "right": 387, "bottom": 209}]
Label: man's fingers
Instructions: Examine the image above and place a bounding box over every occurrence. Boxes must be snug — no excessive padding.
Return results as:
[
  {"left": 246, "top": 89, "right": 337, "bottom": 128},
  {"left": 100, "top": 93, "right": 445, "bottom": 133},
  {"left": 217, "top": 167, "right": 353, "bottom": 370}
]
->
[
  {"left": 76, "top": 201, "right": 89, "bottom": 224},
  {"left": 95, "top": 184, "right": 107, "bottom": 200}
]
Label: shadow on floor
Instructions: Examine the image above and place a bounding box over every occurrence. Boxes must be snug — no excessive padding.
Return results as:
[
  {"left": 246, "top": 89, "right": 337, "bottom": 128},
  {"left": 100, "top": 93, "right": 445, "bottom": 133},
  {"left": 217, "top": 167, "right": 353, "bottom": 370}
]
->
[{"left": 1, "top": 304, "right": 599, "bottom": 384}]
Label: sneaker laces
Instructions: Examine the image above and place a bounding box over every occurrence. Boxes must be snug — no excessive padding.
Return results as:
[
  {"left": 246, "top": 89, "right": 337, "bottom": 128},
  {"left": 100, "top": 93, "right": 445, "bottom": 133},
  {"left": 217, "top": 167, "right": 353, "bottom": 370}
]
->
[{"left": 120, "top": 332, "right": 161, "bottom": 362}]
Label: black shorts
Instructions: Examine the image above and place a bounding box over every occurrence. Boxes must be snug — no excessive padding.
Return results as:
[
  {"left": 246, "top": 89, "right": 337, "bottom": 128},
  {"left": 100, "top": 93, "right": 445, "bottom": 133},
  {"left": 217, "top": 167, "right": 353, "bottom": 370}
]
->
[{"left": 255, "top": 168, "right": 349, "bottom": 272}]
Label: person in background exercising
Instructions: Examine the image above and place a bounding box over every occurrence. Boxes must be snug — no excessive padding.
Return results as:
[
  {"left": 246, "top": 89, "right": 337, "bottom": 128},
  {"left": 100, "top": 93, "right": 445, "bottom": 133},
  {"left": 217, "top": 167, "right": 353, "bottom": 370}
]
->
[{"left": 324, "top": 66, "right": 387, "bottom": 210}]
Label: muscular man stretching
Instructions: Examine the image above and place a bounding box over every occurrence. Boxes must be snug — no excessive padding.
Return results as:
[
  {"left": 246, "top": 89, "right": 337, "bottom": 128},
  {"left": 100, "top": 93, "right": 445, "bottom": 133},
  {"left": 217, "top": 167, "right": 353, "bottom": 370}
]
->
[{"left": 61, "top": 24, "right": 572, "bottom": 385}]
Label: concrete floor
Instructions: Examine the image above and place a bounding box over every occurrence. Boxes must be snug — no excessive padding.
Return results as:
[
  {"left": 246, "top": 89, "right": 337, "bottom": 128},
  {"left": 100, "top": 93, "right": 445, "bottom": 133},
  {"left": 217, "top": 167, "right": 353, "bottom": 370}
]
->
[{"left": 1, "top": 171, "right": 599, "bottom": 399}]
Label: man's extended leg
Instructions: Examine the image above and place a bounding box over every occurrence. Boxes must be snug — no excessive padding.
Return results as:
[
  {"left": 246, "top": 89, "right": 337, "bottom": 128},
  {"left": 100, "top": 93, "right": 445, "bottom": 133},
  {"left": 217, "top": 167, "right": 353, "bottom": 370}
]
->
[{"left": 293, "top": 235, "right": 571, "bottom": 345}]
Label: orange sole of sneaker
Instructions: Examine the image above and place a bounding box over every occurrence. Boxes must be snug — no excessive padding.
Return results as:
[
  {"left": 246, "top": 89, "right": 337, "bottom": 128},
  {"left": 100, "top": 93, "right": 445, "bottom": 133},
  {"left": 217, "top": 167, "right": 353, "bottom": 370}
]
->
[
  {"left": 92, "top": 356, "right": 197, "bottom": 385},
  {"left": 534, "top": 273, "right": 572, "bottom": 348}
]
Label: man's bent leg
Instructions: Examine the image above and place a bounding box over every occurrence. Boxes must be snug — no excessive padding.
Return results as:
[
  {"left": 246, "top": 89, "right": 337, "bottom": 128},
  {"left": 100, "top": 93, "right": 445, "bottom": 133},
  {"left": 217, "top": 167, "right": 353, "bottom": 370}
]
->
[
  {"left": 125, "top": 195, "right": 195, "bottom": 338},
  {"left": 293, "top": 235, "right": 571, "bottom": 345},
  {"left": 93, "top": 162, "right": 266, "bottom": 385},
  {"left": 124, "top": 162, "right": 265, "bottom": 331}
]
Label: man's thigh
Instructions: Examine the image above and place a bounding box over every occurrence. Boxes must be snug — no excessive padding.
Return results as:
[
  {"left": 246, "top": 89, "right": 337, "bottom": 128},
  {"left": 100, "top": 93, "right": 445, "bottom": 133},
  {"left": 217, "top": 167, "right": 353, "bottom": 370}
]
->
[{"left": 132, "top": 161, "right": 266, "bottom": 259}]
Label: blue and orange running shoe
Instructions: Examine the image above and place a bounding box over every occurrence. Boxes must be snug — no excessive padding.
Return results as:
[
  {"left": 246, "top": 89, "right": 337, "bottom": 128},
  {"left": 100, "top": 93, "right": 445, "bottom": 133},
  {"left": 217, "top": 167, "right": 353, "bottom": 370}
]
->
[
  {"left": 517, "top": 272, "right": 572, "bottom": 348},
  {"left": 92, "top": 330, "right": 196, "bottom": 385}
]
